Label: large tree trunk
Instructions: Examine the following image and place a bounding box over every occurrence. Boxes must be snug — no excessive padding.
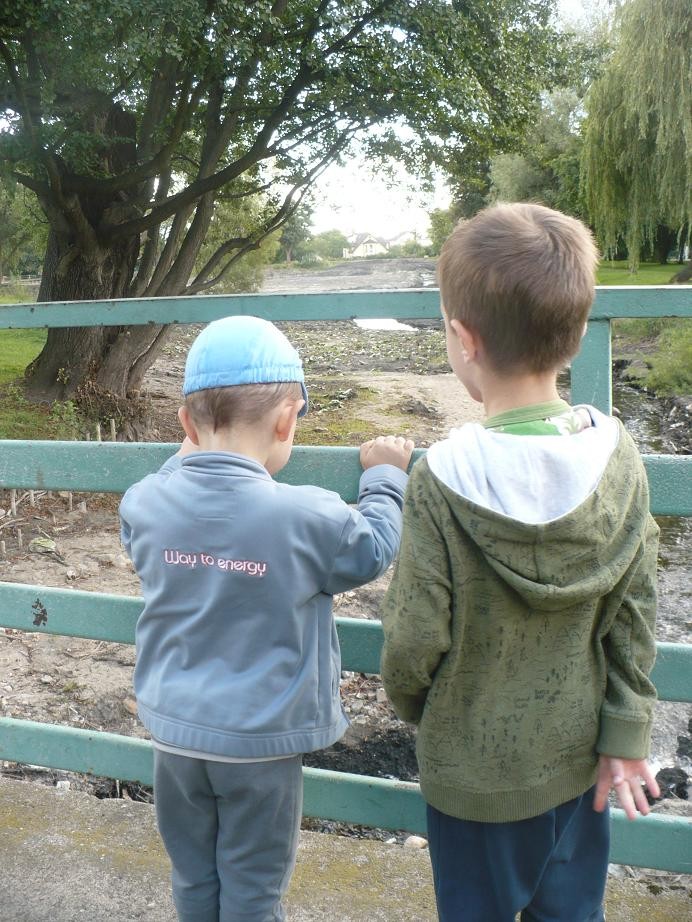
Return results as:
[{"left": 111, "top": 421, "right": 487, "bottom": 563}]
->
[
  {"left": 670, "top": 261, "right": 692, "bottom": 283},
  {"left": 25, "top": 228, "right": 172, "bottom": 438},
  {"left": 653, "top": 225, "right": 676, "bottom": 265}
]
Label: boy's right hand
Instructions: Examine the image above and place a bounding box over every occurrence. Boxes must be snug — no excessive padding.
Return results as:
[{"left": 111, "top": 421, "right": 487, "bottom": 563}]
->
[
  {"left": 594, "top": 755, "right": 660, "bottom": 820},
  {"left": 360, "top": 436, "right": 415, "bottom": 472}
]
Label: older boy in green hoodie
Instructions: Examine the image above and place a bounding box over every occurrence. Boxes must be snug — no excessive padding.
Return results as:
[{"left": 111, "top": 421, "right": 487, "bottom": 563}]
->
[{"left": 381, "top": 203, "right": 661, "bottom": 921}]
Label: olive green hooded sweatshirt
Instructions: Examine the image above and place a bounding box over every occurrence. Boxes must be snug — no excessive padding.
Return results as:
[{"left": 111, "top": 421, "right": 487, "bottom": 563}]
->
[{"left": 381, "top": 409, "right": 659, "bottom": 823}]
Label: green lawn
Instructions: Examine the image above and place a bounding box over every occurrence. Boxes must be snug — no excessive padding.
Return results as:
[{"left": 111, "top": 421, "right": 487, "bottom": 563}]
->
[
  {"left": 0, "top": 328, "right": 78, "bottom": 439},
  {"left": 596, "top": 261, "right": 680, "bottom": 286},
  {"left": 0, "top": 329, "right": 47, "bottom": 385}
]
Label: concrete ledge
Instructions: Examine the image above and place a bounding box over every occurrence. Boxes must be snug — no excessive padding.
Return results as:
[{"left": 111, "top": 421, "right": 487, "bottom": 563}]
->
[{"left": 1, "top": 775, "right": 689, "bottom": 921}]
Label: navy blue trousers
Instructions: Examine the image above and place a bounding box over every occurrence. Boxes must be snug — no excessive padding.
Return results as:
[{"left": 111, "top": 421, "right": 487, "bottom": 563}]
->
[{"left": 426, "top": 787, "right": 609, "bottom": 922}]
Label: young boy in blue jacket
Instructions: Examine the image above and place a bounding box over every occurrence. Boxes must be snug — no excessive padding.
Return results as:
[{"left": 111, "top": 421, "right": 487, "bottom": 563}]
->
[
  {"left": 120, "top": 315, "right": 414, "bottom": 922},
  {"left": 381, "top": 204, "right": 661, "bottom": 921}
]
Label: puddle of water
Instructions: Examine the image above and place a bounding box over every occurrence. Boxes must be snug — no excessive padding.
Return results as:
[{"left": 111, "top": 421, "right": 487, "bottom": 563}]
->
[{"left": 354, "top": 319, "right": 417, "bottom": 332}]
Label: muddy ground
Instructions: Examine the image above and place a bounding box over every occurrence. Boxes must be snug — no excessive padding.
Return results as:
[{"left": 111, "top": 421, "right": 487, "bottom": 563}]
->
[{"left": 1, "top": 259, "right": 690, "bottom": 894}]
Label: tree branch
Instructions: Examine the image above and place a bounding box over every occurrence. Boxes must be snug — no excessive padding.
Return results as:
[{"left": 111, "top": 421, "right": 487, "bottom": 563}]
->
[
  {"left": 322, "top": 1, "right": 395, "bottom": 58},
  {"left": 188, "top": 236, "right": 251, "bottom": 289},
  {"left": 103, "top": 57, "right": 317, "bottom": 241},
  {"left": 58, "top": 73, "right": 204, "bottom": 199},
  {"left": 186, "top": 132, "right": 351, "bottom": 295},
  {"left": 155, "top": 191, "right": 216, "bottom": 295},
  {"left": 128, "top": 166, "right": 173, "bottom": 296},
  {"left": 11, "top": 171, "right": 50, "bottom": 196},
  {"left": 185, "top": 240, "right": 260, "bottom": 295}
]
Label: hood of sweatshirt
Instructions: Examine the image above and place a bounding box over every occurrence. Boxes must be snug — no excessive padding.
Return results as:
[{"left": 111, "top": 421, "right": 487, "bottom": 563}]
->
[{"left": 424, "top": 409, "right": 653, "bottom": 612}]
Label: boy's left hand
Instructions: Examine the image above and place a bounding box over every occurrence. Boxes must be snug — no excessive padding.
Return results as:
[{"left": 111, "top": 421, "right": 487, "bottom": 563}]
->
[
  {"left": 594, "top": 755, "right": 660, "bottom": 819},
  {"left": 360, "top": 436, "right": 415, "bottom": 472}
]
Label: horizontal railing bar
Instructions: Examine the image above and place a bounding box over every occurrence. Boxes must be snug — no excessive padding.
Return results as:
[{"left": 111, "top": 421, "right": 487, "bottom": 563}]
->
[
  {"left": 608, "top": 810, "right": 692, "bottom": 873},
  {"left": 0, "top": 583, "right": 689, "bottom": 702},
  {"left": 0, "top": 582, "right": 141, "bottom": 645},
  {"left": 0, "top": 286, "right": 690, "bottom": 329},
  {"left": 0, "top": 442, "right": 406, "bottom": 494},
  {"left": 2, "top": 291, "right": 438, "bottom": 328},
  {"left": 0, "top": 717, "right": 688, "bottom": 872},
  {"left": 302, "top": 766, "right": 427, "bottom": 834},
  {"left": 0, "top": 582, "right": 381, "bottom": 675},
  {"left": 0, "top": 717, "right": 154, "bottom": 785},
  {"left": 1, "top": 442, "right": 689, "bottom": 516}
]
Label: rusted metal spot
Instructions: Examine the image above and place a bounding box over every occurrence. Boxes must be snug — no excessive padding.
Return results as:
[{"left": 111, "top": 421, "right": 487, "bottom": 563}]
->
[{"left": 31, "top": 598, "right": 48, "bottom": 627}]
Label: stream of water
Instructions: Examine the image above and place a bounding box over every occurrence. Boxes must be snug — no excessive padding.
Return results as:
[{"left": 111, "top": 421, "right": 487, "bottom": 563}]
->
[{"left": 613, "top": 382, "right": 691, "bottom": 648}]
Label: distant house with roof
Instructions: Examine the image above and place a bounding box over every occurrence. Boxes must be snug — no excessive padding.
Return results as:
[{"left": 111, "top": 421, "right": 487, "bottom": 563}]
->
[
  {"left": 342, "top": 233, "right": 389, "bottom": 259},
  {"left": 342, "top": 229, "right": 426, "bottom": 259}
]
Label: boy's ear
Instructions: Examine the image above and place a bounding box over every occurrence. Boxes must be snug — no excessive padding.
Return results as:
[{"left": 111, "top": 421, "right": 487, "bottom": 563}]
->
[
  {"left": 178, "top": 405, "right": 200, "bottom": 445},
  {"left": 274, "top": 399, "right": 302, "bottom": 443},
  {"left": 450, "top": 319, "right": 481, "bottom": 362}
]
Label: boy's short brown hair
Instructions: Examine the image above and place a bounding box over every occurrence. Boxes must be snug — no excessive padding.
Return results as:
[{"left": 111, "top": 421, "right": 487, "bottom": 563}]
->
[
  {"left": 438, "top": 203, "right": 598, "bottom": 373},
  {"left": 185, "top": 382, "right": 304, "bottom": 433}
]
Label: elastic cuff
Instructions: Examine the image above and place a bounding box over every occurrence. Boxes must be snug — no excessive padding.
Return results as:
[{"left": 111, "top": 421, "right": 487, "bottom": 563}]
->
[{"left": 597, "top": 715, "right": 652, "bottom": 759}]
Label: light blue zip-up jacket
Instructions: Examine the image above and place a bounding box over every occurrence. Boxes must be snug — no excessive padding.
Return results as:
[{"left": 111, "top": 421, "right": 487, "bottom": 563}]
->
[{"left": 119, "top": 451, "right": 407, "bottom": 759}]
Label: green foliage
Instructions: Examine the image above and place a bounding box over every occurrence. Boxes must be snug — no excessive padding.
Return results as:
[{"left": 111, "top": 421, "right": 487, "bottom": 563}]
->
[
  {"left": 439, "top": 8, "right": 609, "bottom": 225},
  {"left": 582, "top": 0, "right": 692, "bottom": 265},
  {"left": 428, "top": 208, "right": 457, "bottom": 255},
  {"left": 488, "top": 89, "right": 587, "bottom": 220},
  {"left": 48, "top": 399, "right": 83, "bottom": 439},
  {"left": 644, "top": 321, "right": 692, "bottom": 395},
  {"left": 311, "top": 230, "right": 350, "bottom": 261},
  {"left": 1, "top": 1, "right": 570, "bottom": 268},
  {"left": 274, "top": 204, "right": 314, "bottom": 264},
  {"left": 192, "top": 195, "right": 278, "bottom": 293},
  {"left": 0, "top": 0, "right": 580, "bottom": 399},
  {"left": 0, "top": 180, "right": 47, "bottom": 277},
  {"left": 0, "top": 381, "right": 85, "bottom": 439},
  {"left": 0, "top": 329, "right": 87, "bottom": 436},
  {"left": 386, "top": 239, "right": 431, "bottom": 258}
]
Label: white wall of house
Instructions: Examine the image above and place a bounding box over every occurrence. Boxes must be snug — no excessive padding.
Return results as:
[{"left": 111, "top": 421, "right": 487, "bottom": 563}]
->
[{"left": 343, "top": 234, "right": 388, "bottom": 259}]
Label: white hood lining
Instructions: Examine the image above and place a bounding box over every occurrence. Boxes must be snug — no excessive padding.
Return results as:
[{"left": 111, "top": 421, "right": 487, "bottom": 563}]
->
[{"left": 426, "top": 408, "right": 620, "bottom": 525}]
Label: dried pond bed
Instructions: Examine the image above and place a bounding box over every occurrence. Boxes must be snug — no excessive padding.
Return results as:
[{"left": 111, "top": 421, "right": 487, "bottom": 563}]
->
[{"left": 1, "top": 262, "right": 690, "bottom": 894}]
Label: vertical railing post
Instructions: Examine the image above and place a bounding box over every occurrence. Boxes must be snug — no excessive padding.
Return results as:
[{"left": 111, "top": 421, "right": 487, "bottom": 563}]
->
[{"left": 570, "top": 319, "right": 612, "bottom": 414}]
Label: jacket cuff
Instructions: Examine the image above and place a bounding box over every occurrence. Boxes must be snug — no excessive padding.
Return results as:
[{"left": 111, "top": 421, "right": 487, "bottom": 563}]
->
[
  {"left": 359, "top": 464, "right": 408, "bottom": 492},
  {"left": 596, "top": 714, "right": 652, "bottom": 760}
]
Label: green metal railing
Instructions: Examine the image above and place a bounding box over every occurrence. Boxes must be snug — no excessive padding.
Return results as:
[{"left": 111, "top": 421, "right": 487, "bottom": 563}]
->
[{"left": 1, "top": 285, "right": 691, "bottom": 875}]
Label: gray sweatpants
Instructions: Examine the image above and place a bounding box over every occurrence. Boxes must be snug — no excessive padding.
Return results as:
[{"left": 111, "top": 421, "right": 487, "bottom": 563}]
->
[{"left": 153, "top": 749, "right": 303, "bottom": 922}]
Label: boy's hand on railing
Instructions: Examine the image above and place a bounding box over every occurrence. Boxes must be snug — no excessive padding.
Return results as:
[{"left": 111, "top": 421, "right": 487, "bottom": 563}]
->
[
  {"left": 594, "top": 754, "right": 660, "bottom": 820},
  {"left": 360, "top": 436, "right": 415, "bottom": 472}
]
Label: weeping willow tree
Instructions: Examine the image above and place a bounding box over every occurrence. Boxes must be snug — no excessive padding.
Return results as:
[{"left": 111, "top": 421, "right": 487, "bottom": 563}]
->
[{"left": 581, "top": 0, "right": 691, "bottom": 275}]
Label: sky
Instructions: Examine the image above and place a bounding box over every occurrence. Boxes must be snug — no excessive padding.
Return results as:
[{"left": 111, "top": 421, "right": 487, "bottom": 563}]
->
[
  {"left": 310, "top": 159, "right": 449, "bottom": 243},
  {"left": 309, "top": 0, "right": 602, "bottom": 243}
]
